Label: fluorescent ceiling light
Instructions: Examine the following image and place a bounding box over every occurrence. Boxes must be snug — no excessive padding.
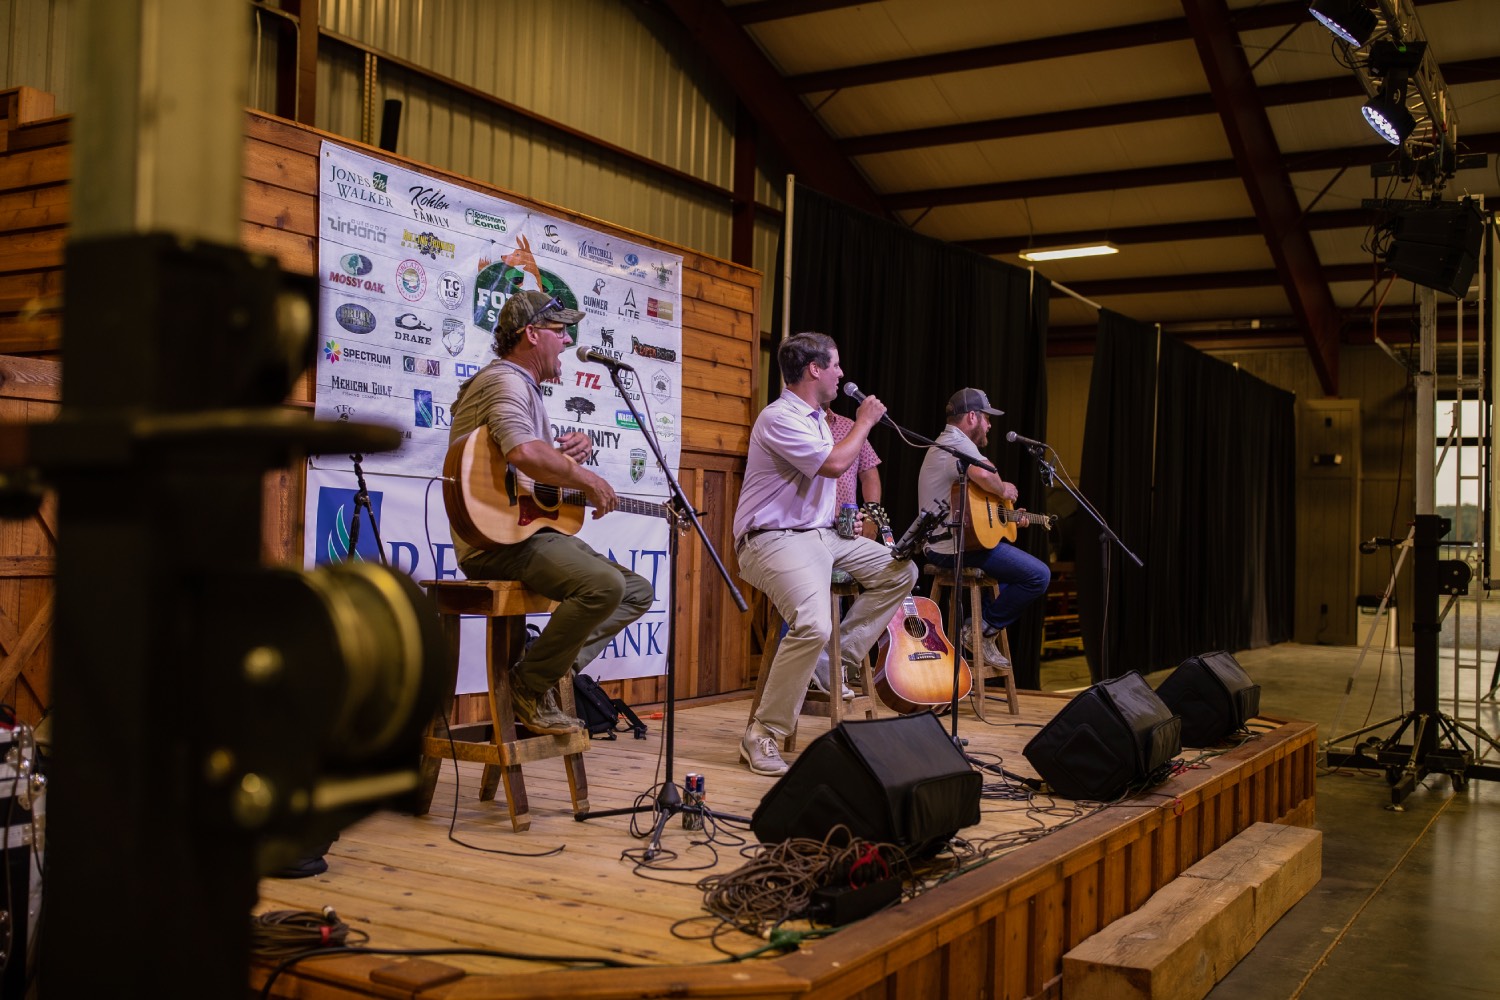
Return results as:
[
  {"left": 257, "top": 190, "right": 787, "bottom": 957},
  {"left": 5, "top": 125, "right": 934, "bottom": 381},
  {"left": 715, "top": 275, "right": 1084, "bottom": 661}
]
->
[{"left": 1018, "top": 243, "right": 1119, "bottom": 262}]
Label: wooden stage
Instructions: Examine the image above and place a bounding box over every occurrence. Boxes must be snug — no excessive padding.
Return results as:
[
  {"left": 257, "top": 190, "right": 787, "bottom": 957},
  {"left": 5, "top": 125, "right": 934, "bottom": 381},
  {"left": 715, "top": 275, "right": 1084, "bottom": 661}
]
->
[{"left": 252, "top": 689, "right": 1317, "bottom": 999}]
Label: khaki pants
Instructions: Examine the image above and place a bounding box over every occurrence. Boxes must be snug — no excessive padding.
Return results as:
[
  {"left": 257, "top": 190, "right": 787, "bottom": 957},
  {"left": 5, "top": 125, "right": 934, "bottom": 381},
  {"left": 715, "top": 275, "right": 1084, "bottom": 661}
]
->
[
  {"left": 460, "top": 530, "right": 654, "bottom": 696},
  {"left": 737, "top": 527, "right": 917, "bottom": 738}
]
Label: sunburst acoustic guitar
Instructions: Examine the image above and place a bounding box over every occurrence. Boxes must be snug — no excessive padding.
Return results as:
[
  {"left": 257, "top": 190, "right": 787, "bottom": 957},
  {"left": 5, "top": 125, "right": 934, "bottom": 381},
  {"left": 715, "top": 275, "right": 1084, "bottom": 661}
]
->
[{"left": 443, "top": 428, "right": 673, "bottom": 549}]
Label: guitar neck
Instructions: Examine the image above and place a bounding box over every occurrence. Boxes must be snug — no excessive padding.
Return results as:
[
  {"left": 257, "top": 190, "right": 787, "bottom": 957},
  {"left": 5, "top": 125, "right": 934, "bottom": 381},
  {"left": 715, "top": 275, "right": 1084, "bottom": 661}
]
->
[{"left": 543, "top": 484, "right": 671, "bottom": 521}]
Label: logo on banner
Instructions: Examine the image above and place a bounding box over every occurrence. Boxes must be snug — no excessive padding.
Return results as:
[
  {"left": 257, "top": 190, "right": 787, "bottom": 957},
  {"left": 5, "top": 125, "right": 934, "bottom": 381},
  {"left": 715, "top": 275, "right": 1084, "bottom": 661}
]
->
[
  {"left": 402, "top": 229, "right": 456, "bottom": 260},
  {"left": 538, "top": 224, "right": 568, "bottom": 258},
  {"left": 654, "top": 412, "right": 677, "bottom": 442},
  {"left": 342, "top": 345, "right": 392, "bottom": 367},
  {"left": 442, "top": 318, "right": 466, "bottom": 356},
  {"left": 615, "top": 410, "right": 639, "bottom": 429},
  {"left": 414, "top": 389, "right": 434, "bottom": 428},
  {"left": 631, "top": 336, "right": 677, "bottom": 362},
  {"left": 330, "top": 374, "right": 393, "bottom": 397},
  {"left": 396, "top": 260, "right": 428, "bottom": 301},
  {"left": 630, "top": 448, "right": 647, "bottom": 483},
  {"left": 577, "top": 240, "right": 614, "bottom": 266},
  {"left": 650, "top": 370, "right": 672, "bottom": 403},
  {"left": 647, "top": 297, "right": 673, "bottom": 322},
  {"left": 465, "top": 208, "right": 507, "bottom": 232},
  {"left": 653, "top": 262, "right": 675, "bottom": 287},
  {"left": 323, "top": 341, "right": 341, "bottom": 363},
  {"left": 314, "top": 486, "right": 385, "bottom": 564},
  {"left": 408, "top": 186, "right": 453, "bottom": 227},
  {"left": 471, "top": 264, "right": 576, "bottom": 334},
  {"left": 326, "top": 213, "right": 388, "bottom": 246},
  {"left": 455, "top": 362, "right": 481, "bottom": 380},
  {"left": 335, "top": 302, "right": 377, "bottom": 335},
  {"left": 327, "top": 164, "right": 394, "bottom": 208},
  {"left": 583, "top": 278, "right": 609, "bottom": 317},
  {"left": 340, "top": 254, "right": 373, "bottom": 276},
  {"left": 618, "top": 289, "right": 640, "bottom": 321},
  {"left": 564, "top": 397, "right": 596, "bottom": 422},
  {"left": 404, "top": 356, "right": 441, "bottom": 377},
  {"left": 437, "top": 270, "right": 465, "bottom": 310},
  {"left": 394, "top": 313, "right": 433, "bottom": 345}
]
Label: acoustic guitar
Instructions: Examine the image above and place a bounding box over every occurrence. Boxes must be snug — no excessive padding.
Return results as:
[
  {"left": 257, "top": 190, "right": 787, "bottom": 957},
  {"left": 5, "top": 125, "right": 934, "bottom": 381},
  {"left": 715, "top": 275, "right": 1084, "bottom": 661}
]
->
[
  {"left": 873, "top": 593, "right": 972, "bottom": 714},
  {"left": 951, "top": 480, "right": 1055, "bottom": 551},
  {"left": 443, "top": 428, "right": 673, "bottom": 549}
]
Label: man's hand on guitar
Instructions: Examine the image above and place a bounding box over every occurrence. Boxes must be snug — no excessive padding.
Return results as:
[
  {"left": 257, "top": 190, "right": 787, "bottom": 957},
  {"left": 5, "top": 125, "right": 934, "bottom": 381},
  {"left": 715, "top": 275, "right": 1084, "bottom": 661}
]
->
[
  {"left": 581, "top": 471, "right": 618, "bottom": 518},
  {"left": 998, "top": 481, "right": 1019, "bottom": 503},
  {"left": 556, "top": 430, "right": 594, "bottom": 465}
]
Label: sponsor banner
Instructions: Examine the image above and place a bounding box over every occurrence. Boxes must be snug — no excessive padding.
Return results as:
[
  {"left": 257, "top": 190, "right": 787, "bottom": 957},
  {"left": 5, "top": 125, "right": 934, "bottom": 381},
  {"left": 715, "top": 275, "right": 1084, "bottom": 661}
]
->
[
  {"left": 310, "top": 140, "right": 682, "bottom": 684},
  {"left": 304, "top": 468, "right": 672, "bottom": 685}
]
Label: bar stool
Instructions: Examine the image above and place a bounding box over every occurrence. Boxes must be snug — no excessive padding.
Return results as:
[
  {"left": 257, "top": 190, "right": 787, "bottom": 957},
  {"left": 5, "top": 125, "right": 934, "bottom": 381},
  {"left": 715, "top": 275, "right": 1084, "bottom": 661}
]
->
[
  {"left": 416, "top": 579, "right": 590, "bottom": 832},
  {"left": 924, "top": 565, "right": 1020, "bottom": 718},
  {"left": 748, "top": 570, "right": 879, "bottom": 752}
]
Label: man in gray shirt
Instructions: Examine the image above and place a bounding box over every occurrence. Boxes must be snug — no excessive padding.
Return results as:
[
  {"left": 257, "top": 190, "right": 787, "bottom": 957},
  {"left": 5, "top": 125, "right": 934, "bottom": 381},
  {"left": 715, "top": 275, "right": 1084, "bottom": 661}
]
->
[
  {"left": 916, "top": 388, "right": 1050, "bottom": 667},
  {"left": 448, "top": 289, "right": 653, "bottom": 734}
]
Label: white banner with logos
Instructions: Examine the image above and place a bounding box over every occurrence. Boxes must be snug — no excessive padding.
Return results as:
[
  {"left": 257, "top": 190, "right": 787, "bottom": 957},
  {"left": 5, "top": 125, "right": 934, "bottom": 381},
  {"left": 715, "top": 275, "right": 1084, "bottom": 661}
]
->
[{"left": 304, "top": 141, "right": 683, "bottom": 688}]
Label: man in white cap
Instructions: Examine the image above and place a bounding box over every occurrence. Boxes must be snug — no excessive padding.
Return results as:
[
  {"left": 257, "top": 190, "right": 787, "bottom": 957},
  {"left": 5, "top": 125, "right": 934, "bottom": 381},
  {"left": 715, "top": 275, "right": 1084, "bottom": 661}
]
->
[
  {"left": 916, "top": 387, "right": 1050, "bottom": 667},
  {"left": 448, "top": 289, "right": 654, "bottom": 735}
]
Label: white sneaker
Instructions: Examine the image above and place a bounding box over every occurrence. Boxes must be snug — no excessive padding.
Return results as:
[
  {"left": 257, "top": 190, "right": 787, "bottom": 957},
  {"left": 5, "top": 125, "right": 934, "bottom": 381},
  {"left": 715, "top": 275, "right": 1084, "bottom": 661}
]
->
[{"left": 740, "top": 726, "right": 788, "bottom": 776}]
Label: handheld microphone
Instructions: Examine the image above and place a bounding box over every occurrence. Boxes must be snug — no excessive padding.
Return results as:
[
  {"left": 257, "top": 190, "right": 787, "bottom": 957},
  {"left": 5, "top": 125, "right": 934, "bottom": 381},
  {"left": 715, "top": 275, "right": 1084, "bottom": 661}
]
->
[
  {"left": 576, "top": 345, "right": 634, "bottom": 370},
  {"left": 1006, "top": 430, "right": 1048, "bottom": 449},
  {"left": 843, "top": 382, "right": 867, "bottom": 403}
]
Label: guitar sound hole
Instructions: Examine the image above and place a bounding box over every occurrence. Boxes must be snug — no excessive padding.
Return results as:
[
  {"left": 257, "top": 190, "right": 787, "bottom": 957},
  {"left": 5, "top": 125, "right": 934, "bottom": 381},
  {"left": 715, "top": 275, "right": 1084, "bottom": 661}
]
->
[{"left": 903, "top": 617, "right": 927, "bottom": 641}]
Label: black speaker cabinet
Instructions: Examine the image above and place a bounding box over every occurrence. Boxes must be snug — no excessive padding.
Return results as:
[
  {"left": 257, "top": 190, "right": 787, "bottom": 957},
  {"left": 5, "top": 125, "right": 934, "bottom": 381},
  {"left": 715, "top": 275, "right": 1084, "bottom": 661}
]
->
[
  {"left": 1022, "top": 671, "right": 1182, "bottom": 801},
  {"left": 1385, "top": 198, "right": 1485, "bottom": 299},
  {"left": 751, "top": 713, "right": 982, "bottom": 857},
  {"left": 1156, "top": 650, "right": 1261, "bottom": 746}
]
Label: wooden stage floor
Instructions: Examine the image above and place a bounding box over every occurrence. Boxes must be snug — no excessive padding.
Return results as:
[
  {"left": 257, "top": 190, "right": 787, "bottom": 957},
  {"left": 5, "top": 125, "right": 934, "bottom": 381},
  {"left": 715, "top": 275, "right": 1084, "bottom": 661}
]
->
[{"left": 252, "top": 689, "right": 1317, "bottom": 999}]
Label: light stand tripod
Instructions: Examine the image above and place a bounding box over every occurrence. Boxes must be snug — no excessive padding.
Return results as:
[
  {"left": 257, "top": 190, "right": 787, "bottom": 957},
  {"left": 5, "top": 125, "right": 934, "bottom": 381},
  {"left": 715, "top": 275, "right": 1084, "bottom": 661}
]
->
[
  {"left": 345, "top": 452, "right": 388, "bottom": 566},
  {"left": 574, "top": 362, "right": 749, "bottom": 857}
]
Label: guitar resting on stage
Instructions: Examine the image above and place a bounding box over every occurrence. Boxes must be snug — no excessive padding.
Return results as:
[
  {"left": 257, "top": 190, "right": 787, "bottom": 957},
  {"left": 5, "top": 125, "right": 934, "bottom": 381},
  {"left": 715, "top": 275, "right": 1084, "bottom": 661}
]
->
[{"left": 443, "top": 428, "right": 674, "bottom": 549}]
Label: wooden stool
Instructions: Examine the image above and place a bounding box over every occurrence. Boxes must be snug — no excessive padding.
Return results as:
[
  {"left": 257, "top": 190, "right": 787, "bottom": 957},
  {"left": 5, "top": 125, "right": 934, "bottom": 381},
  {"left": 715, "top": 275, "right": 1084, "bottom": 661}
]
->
[
  {"left": 416, "top": 580, "right": 590, "bottom": 832},
  {"left": 748, "top": 570, "right": 879, "bottom": 752},
  {"left": 925, "top": 565, "right": 1020, "bottom": 718}
]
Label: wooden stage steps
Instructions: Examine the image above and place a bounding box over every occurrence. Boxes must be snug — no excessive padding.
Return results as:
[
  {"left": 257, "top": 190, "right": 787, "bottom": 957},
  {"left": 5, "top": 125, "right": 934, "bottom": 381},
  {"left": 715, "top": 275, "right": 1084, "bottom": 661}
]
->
[{"left": 252, "top": 689, "right": 1317, "bottom": 999}]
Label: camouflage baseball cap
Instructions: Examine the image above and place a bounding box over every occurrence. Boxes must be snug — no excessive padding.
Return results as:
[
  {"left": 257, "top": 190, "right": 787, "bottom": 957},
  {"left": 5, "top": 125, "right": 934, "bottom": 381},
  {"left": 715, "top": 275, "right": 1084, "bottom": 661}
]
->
[{"left": 498, "top": 289, "right": 585, "bottom": 338}]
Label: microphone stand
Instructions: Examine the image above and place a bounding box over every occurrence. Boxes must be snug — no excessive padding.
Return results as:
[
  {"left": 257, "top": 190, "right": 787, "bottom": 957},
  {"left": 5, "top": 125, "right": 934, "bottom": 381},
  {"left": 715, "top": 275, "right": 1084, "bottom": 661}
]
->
[
  {"left": 1019, "top": 441, "right": 1141, "bottom": 681},
  {"left": 345, "top": 452, "right": 388, "bottom": 566},
  {"left": 574, "top": 363, "right": 749, "bottom": 858}
]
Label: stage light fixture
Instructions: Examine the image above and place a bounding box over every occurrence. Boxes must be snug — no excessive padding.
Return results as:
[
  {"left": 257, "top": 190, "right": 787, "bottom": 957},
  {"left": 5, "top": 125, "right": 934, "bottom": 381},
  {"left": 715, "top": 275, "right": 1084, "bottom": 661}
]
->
[
  {"left": 1309, "top": 0, "right": 1378, "bottom": 47},
  {"left": 1362, "top": 91, "right": 1417, "bottom": 144},
  {"left": 1018, "top": 242, "right": 1119, "bottom": 262}
]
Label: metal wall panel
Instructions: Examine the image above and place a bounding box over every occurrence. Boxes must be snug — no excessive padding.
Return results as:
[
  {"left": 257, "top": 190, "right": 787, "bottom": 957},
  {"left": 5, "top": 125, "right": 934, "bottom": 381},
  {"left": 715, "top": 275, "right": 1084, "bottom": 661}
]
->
[
  {"left": 2, "top": 0, "right": 74, "bottom": 111},
  {"left": 316, "top": 0, "right": 748, "bottom": 262}
]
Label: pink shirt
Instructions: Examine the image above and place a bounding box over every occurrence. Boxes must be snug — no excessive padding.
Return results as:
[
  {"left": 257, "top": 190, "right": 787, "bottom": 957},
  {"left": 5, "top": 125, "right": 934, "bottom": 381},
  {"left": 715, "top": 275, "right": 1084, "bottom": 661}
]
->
[
  {"left": 826, "top": 409, "right": 881, "bottom": 507},
  {"left": 732, "top": 390, "right": 836, "bottom": 539}
]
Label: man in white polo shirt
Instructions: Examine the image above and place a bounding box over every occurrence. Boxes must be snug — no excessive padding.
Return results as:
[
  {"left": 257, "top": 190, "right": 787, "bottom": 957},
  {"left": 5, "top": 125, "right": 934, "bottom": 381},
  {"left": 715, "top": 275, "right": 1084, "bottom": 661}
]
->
[{"left": 732, "top": 332, "right": 919, "bottom": 775}]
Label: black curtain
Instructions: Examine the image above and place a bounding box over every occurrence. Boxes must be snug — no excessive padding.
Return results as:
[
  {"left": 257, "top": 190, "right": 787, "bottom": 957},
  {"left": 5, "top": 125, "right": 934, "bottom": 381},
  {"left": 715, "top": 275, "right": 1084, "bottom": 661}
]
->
[
  {"left": 1077, "top": 313, "right": 1295, "bottom": 680},
  {"left": 774, "top": 185, "right": 1051, "bottom": 686}
]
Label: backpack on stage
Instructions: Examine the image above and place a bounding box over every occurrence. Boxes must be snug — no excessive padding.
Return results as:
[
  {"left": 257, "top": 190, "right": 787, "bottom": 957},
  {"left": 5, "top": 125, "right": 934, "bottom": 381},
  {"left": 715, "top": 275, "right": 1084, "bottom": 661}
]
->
[{"left": 573, "top": 671, "right": 647, "bottom": 740}]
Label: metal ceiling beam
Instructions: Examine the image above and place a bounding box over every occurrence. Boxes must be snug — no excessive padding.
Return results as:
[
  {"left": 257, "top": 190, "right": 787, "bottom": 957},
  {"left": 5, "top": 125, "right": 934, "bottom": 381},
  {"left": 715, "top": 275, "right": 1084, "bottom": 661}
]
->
[
  {"left": 786, "top": 0, "right": 1458, "bottom": 93},
  {"left": 731, "top": 0, "right": 870, "bottom": 25},
  {"left": 1056, "top": 262, "right": 1376, "bottom": 298},
  {"left": 839, "top": 58, "right": 1500, "bottom": 157},
  {"left": 654, "top": 0, "right": 886, "bottom": 216},
  {"left": 1182, "top": 0, "right": 1343, "bottom": 394},
  {"left": 957, "top": 209, "right": 1376, "bottom": 256},
  {"left": 882, "top": 130, "right": 1500, "bottom": 208}
]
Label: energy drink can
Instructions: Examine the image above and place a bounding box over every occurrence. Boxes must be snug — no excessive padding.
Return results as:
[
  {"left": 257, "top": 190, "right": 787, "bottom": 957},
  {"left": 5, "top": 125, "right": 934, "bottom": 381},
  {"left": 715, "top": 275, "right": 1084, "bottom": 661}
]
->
[
  {"left": 683, "top": 773, "right": 704, "bottom": 830},
  {"left": 837, "top": 502, "right": 858, "bottom": 539}
]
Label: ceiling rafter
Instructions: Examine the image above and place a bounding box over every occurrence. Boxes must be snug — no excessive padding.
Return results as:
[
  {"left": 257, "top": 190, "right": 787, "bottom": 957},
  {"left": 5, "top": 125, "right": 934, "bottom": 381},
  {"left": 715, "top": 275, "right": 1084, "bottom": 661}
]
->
[
  {"left": 783, "top": 0, "right": 1458, "bottom": 94},
  {"left": 1060, "top": 262, "right": 1378, "bottom": 298},
  {"left": 956, "top": 209, "right": 1377, "bottom": 257},
  {"left": 839, "top": 59, "right": 1500, "bottom": 157},
  {"left": 730, "top": 0, "right": 870, "bottom": 26},
  {"left": 654, "top": 0, "right": 886, "bottom": 216},
  {"left": 1181, "top": 0, "right": 1343, "bottom": 393},
  {"left": 881, "top": 130, "right": 1500, "bottom": 209}
]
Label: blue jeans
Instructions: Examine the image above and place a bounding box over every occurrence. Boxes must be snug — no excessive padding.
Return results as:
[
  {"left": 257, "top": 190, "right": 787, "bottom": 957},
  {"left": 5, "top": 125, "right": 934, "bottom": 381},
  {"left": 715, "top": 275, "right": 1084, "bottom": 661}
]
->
[{"left": 926, "top": 542, "right": 1050, "bottom": 632}]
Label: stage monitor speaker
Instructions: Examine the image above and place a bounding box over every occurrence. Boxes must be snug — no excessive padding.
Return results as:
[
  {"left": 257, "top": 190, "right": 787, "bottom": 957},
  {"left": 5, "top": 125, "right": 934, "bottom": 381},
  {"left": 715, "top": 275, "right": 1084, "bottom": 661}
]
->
[
  {"left": 1022, "top": 671, "right": 1181, "bottom": 801},
  {"left": 751, "top": 713, "right": 981, "bottom": 857},
  {"left": 1385, "top": 198, "right": 1485, "bottom": 299},
  {"left": 1156, "top": 650, "right": 1261, "bottom": 746}
]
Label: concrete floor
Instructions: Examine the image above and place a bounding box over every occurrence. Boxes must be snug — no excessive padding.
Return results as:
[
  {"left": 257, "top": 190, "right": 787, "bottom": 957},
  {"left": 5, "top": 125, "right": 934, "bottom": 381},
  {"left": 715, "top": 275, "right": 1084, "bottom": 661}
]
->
[{"left": 1039, "top": 641, "right": 1500, "bottom": 1000}]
